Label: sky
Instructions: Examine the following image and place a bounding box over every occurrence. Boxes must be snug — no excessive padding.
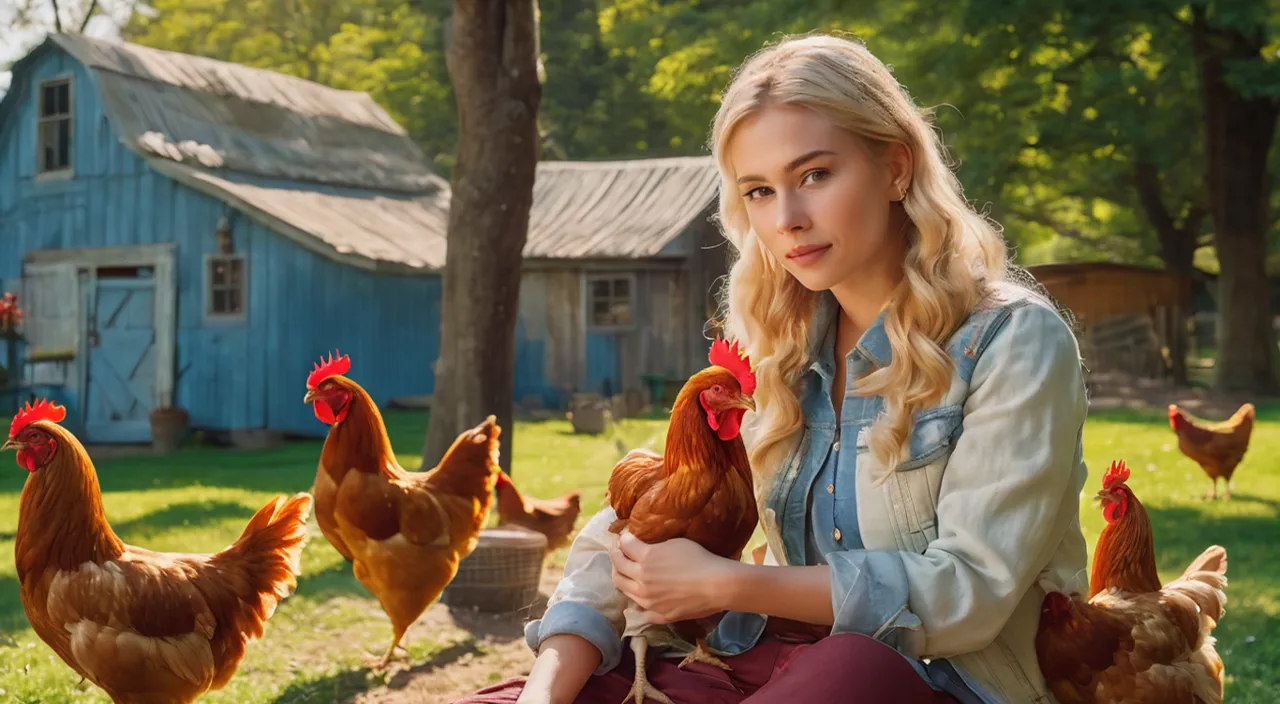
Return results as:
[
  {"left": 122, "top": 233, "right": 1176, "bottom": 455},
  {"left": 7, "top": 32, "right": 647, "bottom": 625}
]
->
[{"left": 0, "top": 1, "right": 134, "bottom": 99}]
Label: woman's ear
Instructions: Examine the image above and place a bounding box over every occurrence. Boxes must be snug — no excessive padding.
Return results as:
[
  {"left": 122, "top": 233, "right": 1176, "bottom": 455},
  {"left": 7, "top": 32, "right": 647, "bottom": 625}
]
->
[{"left": 886, "top": 142, "right": 913, "bottom": 201}]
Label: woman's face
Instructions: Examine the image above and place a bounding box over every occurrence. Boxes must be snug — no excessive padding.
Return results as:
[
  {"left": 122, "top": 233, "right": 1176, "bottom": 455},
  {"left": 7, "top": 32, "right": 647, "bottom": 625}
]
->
[{"left": 728, "top": 103, "right": 911, "bottom": 293}]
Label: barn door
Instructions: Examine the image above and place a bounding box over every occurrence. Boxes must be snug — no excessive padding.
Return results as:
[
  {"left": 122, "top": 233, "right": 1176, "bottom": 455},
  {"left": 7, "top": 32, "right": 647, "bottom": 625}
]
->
[
  {"left": 20, "top": 261, "right": 80, "bottom": 386},
  {"left": 84, "top": 269, "right": 158, "bottom": 443}
]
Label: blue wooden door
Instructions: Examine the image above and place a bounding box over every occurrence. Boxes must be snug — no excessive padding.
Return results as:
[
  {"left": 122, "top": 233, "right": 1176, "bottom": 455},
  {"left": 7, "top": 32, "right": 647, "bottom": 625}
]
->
[
  {"left": 584, "top": 332, "right": 619, "bottom": 396},
  {"left": 84, "top": 278, "right": 157, "bottom": 443}
]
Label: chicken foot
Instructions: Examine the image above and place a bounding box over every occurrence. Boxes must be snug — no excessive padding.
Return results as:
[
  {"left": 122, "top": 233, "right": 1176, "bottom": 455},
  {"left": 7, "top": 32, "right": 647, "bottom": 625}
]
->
[
  {"left": 623, "top": 636, "right": 673, "bottom": 704},
  {"left": 366, "top": 629, "right": 411, "bottom": 671},
  {"left": 677, "top": 638, "right": 732, "bottom": 671},
  {"left": 1205, "top": 477, "right": 1231, "bottom": 501}
]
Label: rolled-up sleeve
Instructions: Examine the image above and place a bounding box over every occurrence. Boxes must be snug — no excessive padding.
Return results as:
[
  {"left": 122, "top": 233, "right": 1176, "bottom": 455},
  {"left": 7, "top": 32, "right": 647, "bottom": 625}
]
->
[
  {"left": 523, "top": 506, "right": 628, "bottom": 674},
  {"left": 826, "top": 302, "right": 1088, "bottom": 658}
]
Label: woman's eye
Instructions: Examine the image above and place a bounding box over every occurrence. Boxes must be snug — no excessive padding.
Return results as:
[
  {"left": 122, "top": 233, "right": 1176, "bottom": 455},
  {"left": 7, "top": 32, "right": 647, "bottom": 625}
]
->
[
  {"left": 802, "top": 169, "right": 831, "bottom": 185},
  {"left": 742, "top": 186, "right": 772, "bottom": 201}
]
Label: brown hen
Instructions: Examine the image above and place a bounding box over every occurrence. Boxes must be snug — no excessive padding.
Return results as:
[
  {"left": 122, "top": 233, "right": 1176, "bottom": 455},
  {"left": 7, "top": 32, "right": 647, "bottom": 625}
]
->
[
  {"left": 5, "top": 400, "right": 311, "bottom": 704},
  {"left": 1168, "top": 403, "right": 1253, "bottom": 500},
  {"left": 1037, "top": 460, "right": 1228, "bottom": 704},
  {"left": 494, "top": 471, "right": 582, "bottom": 552},
  {"left": 606, "top": 338, "right": 759, "bottom": 704},
  {"left": 304, "top": 352, "right": 499, "bottom": 669}
]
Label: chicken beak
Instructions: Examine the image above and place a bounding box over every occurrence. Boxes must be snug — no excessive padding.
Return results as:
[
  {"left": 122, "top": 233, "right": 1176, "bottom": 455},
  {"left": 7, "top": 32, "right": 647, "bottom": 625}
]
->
[
  {"left": 739, "top": 395, "right": 757, "bottom": 413},
  {"left": 1, "top": 439, "right": 18, "bottom": 452},
  {"left": 303, "top": 389, "right": 318, "bottom": 404}
]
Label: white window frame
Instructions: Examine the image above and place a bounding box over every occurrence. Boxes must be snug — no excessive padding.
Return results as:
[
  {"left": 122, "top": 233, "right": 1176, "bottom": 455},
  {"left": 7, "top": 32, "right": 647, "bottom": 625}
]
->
[
  {"left": 204, "top": 254, "right": 248, "bottom": 324},
  {"left": 35, "top": 76, "right": 74, "bottom": 179},
  {"left": 585, "top": 272, "right": 636, "bottom": 331}
]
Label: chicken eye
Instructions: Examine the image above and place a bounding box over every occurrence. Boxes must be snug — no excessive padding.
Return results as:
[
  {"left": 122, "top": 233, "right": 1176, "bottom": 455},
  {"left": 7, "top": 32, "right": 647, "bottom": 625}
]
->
[{"left": 712, "top": 384, "right": 724, "bottom": 393}]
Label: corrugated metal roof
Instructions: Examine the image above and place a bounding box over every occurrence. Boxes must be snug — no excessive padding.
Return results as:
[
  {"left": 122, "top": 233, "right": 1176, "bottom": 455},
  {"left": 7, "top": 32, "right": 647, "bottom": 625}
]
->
[
  {"left": 149, "top": 159, "right": 450, "bottom": 271},
  {"left": 525, "top": 156, "right": 719, "bottom": 258},
  {"left": 53, "top": 34, "right": 439, "bottom": 193}
]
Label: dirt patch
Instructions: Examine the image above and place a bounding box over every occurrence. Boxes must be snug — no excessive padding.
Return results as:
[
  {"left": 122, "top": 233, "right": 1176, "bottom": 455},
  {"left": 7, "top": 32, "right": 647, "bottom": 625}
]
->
[
  {"left": 353, "top": 565, "right": 563, "bottom": 704},
  {"left": 1086, "top": 371, "right": 1262, "bottom": 418}
]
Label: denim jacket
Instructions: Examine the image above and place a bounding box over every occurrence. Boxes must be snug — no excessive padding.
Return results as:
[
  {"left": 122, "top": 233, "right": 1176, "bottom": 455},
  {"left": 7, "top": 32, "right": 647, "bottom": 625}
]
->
[{"left": 524, "top": 283, "right": 1090, "bottom": 704}]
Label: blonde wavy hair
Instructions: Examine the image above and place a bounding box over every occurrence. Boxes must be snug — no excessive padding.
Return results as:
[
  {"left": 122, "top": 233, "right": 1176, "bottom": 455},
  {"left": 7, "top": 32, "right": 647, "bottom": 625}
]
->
[{"left": 712, "top": 33, "right": 1009, "bottom": 490}]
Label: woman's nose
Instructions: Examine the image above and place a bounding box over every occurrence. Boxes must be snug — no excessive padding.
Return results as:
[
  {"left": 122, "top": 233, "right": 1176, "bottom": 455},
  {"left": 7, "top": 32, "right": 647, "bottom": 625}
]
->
[{"left": 775, "top": 194, "right": 812, "bottom": 235}]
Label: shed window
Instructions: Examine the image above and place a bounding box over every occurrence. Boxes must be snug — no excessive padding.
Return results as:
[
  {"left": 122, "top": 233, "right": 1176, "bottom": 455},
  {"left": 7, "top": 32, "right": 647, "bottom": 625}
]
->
[
  {"left": 588, "top": 276, "right": 633, "bottom": 327},
  {"left": 206, "top": 255, "right": 246, "bottom": 319},
  {"left": 37, "top": 79, "right": 73, "bottom": 173}
]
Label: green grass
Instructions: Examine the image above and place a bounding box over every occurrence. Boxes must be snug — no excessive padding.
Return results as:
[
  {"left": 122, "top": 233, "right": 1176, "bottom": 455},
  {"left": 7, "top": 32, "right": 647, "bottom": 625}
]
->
[
  {"left": 0, "top": 404, "right": 1277, "bottom": 702},
  {"left": 0, "top": 411, "right": 668, "bottom": 704}
]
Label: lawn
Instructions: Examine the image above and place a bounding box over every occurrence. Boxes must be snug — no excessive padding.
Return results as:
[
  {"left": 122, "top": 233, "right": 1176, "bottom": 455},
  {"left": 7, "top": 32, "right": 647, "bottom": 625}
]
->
[
  {"left": 0, "top": 402, "right": 1276, "bottom": 703},
  {"left": 0, "top": 411, "right": 669, "bottom": 703}
]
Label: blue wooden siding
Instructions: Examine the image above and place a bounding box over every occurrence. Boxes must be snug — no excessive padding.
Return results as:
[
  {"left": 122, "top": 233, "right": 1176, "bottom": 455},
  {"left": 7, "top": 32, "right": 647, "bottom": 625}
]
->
[{"left": 0, "top": 46, "right": 442, "bottom": 438}]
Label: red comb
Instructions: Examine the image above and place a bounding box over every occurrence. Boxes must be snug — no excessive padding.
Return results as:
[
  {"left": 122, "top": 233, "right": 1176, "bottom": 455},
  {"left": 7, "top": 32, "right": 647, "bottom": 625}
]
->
[
  {"left": 1102, "top": 459, "right": 1130, "bottom": 491},
  {"left": 708, "top": 338, "right": 756, "bottom": 395},
  {"left": 307, "top": 350, "right": 351, "bottom": 389},
  {"left": 10, "top": 398, "right": 66, "bottom": 438}
]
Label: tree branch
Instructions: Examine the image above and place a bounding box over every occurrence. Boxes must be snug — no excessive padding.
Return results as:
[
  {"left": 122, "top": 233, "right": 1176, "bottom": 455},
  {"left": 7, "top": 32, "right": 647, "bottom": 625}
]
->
[
  {"left": 77, "top": 0, "right": 98, "bottom": 33},
  {"left": 50, "top": 0, "right": 63, "bottom": 32}
]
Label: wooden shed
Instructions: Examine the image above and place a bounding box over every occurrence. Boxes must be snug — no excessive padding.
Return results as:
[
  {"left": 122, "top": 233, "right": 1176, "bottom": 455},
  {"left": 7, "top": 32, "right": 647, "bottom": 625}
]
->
[
  {"left": 1025, "top": 262, "right": 1192, "bottom": 379},
  {"left": 514, "top": 157, "right": 726, "bottom": 409}
]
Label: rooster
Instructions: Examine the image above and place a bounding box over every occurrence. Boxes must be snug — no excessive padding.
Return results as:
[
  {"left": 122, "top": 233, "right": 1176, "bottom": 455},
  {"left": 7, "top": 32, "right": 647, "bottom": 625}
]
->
[
  {"left": 494, "top": 471, "right": 582, "bottom": 553},
  {"left": 4, "top": 399, "right": 312, "bottom": 704},
  {"left": 606, "top": 338, "right": 758, "bottom": 704},
  {"left": 304, "top": 351, "right": 499, "bottom": 669},
  {"left": 1168, "top": 403, "right": 1254, "bottom": 500},
  {"left": 1036, "top": 460, "right": 1228, "bottom": 703}
]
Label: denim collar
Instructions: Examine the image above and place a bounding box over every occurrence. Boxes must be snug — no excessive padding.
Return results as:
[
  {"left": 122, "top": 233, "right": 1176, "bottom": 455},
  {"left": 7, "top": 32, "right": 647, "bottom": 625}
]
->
[{"left": 804, "top": 291, "right": 893, "bottom": 380}]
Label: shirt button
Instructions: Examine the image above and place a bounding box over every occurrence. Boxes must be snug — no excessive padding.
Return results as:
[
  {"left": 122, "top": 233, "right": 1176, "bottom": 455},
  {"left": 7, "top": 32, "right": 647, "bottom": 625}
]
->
[
  {"left": 833, "top": 441, "right": 841, "bottom": 451},
  {"left": 826, "top": 483, "right": 835, "bottom": 494},
  {"left": 833, "top": 528, "right": 842, "bottom": 542}
]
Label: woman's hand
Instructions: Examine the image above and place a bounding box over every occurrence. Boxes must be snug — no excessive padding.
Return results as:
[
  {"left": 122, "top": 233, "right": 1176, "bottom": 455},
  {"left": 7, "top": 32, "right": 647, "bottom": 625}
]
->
[{"left": 608, "top": 532, "right": 743, "bottom": 624}]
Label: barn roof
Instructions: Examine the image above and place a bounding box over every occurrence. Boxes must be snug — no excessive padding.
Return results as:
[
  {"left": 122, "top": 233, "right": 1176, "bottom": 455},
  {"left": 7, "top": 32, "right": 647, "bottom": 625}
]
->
[
  {"left": 51, "top": 33, "right": 441, "bottom": 193},
  {"left": 6, "top": 36, "right": 721, "bottom": 271},
  {"left": 526, "top": 156, "right": 720, "bottom": 259}
]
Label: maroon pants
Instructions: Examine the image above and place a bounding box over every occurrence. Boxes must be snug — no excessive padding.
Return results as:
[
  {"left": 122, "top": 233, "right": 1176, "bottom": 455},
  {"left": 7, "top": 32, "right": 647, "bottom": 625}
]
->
[{"left": 450, "top": 629, "right": 958, "bottom": 704}]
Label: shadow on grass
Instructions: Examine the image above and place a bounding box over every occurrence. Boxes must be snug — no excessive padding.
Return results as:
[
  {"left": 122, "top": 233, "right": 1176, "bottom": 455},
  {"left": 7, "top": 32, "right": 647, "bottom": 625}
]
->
[
  {"left": 269, "top": 667, "right": 383, "bottom": 704},
  {"left": 267, "top": 639, "right": 488, "bottom": 702},
  {"left": 384, "top": 638, "right": 487, "bottom": 691},
  {"left": 0, "top": 574, "right": 27, "bottom": 636},
  {"left": 111, "top": 500, "right": 256, "bottom": 538}
]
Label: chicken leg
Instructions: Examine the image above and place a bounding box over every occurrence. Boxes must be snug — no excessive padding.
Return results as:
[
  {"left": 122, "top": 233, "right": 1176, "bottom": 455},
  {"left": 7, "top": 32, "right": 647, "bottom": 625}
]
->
[
  {"left": 624, "top": 636, "right": 673, "bottom": 704},
  {"left": 1205, "top": 476, "right": 1231, "bottom": 501},
  {"left": 366, "top": 629, "right": 410, "bottom": 671},
  {"left": 677, "top": 638, "right": 732, "bottom": 671}
]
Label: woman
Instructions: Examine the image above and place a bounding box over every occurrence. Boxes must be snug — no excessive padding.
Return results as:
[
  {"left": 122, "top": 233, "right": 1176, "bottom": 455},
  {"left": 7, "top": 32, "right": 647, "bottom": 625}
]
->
[{"left": 455, "top": 31, "right": 1089, "bottom": 704}]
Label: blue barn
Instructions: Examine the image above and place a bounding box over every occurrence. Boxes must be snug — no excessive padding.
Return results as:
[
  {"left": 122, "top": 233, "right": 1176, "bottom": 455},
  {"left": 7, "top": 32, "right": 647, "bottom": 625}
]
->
[
  {"left": 0, "top": 35, "right": 726, "bottom": 444},
  {"left": 0, "top": 34, "right": 450, "bottom": 443}
]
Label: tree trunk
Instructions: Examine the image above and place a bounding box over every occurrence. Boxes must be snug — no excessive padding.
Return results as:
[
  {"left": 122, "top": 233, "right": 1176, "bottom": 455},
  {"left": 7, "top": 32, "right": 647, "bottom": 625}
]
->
[
  {"left": 422, "top": 1, "right": 542, "bottom": 473},
  {"left": 1192, "top": 9, "right": 1280, "bottom": 394},
  {"left": 1131, "top": 160, "right": 1203, "bottom": 385}
]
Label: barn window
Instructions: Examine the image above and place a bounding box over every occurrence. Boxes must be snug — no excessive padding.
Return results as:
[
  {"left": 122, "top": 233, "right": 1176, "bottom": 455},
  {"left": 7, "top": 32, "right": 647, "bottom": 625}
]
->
[
  {"left": 36, "top": 78, "right": 73, "bottom": 174},
  {"left": 587, "top": 274, "right": 634, "bottom": 328},
  {"left": 205, "top": 255, "right": 246, "bottom": 322}
]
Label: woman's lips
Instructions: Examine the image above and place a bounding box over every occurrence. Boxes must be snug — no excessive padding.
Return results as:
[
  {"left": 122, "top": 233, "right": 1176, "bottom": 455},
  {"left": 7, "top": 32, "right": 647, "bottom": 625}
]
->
[{"left": 786, "top": 244, "right": 832, "bottom": 265}]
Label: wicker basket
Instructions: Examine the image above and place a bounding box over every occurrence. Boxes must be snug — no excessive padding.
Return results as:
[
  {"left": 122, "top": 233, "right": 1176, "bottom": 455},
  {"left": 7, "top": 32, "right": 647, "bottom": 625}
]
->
[{"left": 441, "top": 527, "right": 548, "bottom": 613}]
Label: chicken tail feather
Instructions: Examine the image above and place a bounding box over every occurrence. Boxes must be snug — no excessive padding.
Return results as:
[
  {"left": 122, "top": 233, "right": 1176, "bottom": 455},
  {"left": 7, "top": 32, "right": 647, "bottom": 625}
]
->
[
  {"left": 212, "top": 493, "right": 314, "bottom": 623},
  {"left": 1168, "top": 545, "right": 1229, "bottom": 625}
]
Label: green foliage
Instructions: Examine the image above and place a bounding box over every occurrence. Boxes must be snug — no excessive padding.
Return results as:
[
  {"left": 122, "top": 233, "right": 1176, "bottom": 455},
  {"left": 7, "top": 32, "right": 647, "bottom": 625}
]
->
[{"left": 103, "top": 0, "right": 1277, "bottom": 263}]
